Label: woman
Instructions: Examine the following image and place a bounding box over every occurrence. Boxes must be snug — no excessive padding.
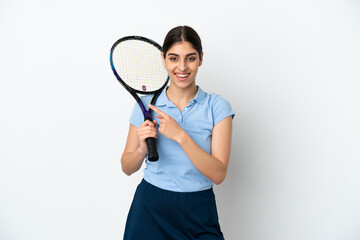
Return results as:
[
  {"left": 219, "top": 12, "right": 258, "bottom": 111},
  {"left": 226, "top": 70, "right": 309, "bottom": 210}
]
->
[{"left": 122, "top": 26, "right": 234, "bottom": 240}]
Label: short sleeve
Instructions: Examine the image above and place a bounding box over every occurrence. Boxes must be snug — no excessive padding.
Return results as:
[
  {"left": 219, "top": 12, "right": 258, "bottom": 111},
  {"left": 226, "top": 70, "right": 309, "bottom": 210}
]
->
[
  {"left": 211, "top": 94, "right": 235, "bottom": 126},
  {"left": 129, "top": 102, "right": 143, "bottom": 127}
]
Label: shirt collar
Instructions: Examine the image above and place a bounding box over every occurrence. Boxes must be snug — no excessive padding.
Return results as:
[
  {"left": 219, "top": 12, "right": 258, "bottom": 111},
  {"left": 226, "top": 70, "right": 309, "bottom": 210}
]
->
[
  {"left": 155, "top": 86, "right": 206, "bottom": 107},
  {"left": 193, "top": 86, "right": 206, "bottom": 104}
]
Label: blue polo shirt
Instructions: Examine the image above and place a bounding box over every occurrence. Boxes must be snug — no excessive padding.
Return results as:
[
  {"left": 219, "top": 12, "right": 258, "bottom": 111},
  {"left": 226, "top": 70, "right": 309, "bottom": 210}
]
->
[{"left": 129, "top": 86, "right": 235, "bottom": 192}]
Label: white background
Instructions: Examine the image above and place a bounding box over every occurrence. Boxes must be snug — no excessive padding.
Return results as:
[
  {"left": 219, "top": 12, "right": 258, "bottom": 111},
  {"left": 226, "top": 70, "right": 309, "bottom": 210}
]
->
[{"left": 1, "top": 0, "right": 360, "bottom": 239}]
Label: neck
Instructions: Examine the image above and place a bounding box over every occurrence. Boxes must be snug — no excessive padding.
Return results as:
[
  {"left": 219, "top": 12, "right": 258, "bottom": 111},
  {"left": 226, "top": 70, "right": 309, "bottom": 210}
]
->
[{"left": 166, "top": 84, "right": 198, "bottom": 110}]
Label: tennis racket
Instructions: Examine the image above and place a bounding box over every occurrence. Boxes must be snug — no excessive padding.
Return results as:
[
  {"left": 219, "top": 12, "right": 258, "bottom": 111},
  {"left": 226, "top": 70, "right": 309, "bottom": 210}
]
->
[{"left": 110, "top": 36, "right": 169, "bottom": 162}]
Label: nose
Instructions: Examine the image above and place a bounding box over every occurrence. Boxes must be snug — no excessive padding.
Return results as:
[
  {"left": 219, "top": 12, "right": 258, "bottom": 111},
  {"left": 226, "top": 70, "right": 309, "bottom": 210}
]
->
[{"left": 178, "top": 59, "right": 187, "bottom": 72}]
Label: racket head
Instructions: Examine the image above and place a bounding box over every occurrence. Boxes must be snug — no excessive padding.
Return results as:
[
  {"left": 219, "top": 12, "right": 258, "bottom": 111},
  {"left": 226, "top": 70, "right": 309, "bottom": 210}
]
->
[{"left": 110, "top": 36, "right": 169, "bottom": 95}]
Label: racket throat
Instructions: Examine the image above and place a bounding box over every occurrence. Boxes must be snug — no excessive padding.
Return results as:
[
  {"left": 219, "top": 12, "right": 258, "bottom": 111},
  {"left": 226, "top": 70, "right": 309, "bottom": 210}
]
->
[{"left": 144, "top": 111, "right": 153, "bottom": 121}]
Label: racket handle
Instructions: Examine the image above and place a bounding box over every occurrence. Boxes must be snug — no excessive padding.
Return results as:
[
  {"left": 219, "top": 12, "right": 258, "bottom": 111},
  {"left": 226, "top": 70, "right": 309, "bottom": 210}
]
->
[{"left": 146, "top": 137, "right": 159, "bottom": 162}]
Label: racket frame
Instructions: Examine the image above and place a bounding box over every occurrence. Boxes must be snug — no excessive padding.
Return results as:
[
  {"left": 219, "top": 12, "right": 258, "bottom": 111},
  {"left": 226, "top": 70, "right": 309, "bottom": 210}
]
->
[{"left": 110, "top": 35, "right": 169, "bottom": 161}]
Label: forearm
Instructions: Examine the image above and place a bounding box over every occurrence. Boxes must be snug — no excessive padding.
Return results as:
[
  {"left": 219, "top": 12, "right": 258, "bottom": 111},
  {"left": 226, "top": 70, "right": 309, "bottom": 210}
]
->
[
  {"left": 177, "top": 132, "right": 227, "bottom": 185},
  {"left": 121, "top": 148, "right": 146, "bottom": 176}
]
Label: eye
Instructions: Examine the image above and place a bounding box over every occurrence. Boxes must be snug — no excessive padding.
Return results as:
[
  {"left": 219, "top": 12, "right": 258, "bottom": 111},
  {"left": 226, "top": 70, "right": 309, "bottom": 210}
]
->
[
  {"left": 169, "top": 57, "right": 178, "bottom": 61},
  {"left": 188, "top": 57, "right": 196, "bottom": 62}
]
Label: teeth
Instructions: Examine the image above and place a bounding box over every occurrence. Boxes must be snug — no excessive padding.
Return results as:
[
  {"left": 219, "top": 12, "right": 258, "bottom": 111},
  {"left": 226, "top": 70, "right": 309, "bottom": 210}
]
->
[{"left": 177, "top": 74, "right": 189, "bottom": 77}]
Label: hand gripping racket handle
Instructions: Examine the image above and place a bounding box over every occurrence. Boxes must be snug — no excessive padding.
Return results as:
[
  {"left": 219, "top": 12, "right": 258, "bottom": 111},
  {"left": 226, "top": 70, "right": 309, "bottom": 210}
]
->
[{"left": 145, "top": 137, "right": 159, "bottom": 162}]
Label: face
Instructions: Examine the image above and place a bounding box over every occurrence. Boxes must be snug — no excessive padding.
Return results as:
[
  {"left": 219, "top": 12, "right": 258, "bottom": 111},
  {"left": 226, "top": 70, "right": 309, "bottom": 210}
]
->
[{"left": 162, "top": 41, "right": 203, "bottom": 90}]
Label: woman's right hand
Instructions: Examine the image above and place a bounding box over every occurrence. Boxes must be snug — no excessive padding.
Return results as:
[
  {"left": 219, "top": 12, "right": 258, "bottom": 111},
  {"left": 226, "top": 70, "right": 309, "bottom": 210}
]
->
[{"left": 137, "top": 120, "right": 158, "bottom": 155}]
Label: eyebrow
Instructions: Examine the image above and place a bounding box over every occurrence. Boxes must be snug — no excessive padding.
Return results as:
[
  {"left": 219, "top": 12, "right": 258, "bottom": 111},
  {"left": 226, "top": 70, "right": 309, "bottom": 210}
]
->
[{"left": 167, "top": 53, "right": 198, "bottom": 57}]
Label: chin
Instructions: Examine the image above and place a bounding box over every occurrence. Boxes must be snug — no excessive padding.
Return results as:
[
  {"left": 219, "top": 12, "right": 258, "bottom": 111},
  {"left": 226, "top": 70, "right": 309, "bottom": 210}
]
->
[{"left": 173, "top": 81, "right": 195, "bottom": 90}]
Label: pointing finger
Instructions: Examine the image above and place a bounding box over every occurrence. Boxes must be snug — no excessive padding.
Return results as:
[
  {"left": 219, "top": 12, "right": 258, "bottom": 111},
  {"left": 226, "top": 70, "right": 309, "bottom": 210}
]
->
[{"left": 149, "top": 104, "right": 168, "bottom": 117}]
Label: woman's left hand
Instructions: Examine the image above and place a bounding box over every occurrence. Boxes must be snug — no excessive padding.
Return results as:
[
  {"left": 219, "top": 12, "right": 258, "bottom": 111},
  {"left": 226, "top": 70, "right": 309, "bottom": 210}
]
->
[{"left": 148, "top": 104, "right": 186, "bottom": 143}]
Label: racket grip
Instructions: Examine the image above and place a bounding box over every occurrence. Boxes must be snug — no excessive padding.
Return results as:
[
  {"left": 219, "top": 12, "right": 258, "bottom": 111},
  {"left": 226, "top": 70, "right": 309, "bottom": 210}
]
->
[{"left": 146, "top": 137, "right": 159, "bottom": 162}]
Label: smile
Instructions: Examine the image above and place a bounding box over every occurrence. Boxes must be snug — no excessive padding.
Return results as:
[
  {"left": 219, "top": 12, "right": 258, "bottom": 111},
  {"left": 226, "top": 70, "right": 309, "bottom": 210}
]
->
[{"left": 175, "top": 73, "right": 190, "bottom": 78}]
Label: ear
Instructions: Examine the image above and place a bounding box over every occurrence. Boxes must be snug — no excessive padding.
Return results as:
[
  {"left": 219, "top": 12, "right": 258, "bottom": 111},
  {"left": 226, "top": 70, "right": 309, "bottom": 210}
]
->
[
  {"left": 199, "top": 52, "right": 204, "bottom": 67},
  {"left": 161, "top": 52, "right": 166, "bottom": 67}
]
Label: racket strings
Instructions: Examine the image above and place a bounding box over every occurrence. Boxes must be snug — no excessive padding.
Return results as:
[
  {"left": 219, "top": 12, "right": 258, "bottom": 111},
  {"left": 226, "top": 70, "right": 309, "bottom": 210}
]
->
[{"left": 112, "top": 39, "right": 168, "bottom": 92}]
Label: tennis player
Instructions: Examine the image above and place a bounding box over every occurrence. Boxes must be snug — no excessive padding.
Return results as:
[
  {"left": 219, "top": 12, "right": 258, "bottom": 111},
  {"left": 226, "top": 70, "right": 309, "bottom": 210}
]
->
[{"left": 121, "top": 25, "right": 235, "bottom": 240}]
